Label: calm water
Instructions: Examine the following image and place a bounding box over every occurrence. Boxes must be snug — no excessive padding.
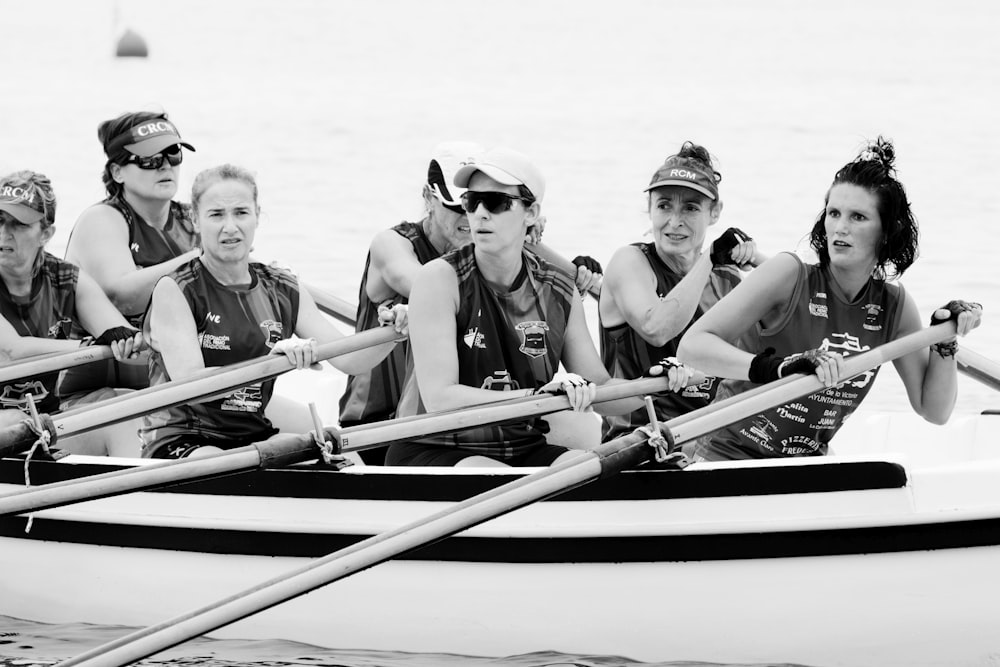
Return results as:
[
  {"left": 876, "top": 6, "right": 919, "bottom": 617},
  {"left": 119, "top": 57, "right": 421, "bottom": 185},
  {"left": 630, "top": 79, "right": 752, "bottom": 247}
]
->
[{"left": 1, "top": 0, "right": 999, "bottom": 664}]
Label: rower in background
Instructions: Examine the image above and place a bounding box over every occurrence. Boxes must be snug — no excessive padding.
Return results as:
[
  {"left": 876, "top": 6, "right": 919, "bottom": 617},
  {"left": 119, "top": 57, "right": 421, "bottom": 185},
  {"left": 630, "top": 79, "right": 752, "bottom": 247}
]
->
[
  {"left": 0, "top": 170, "right": 145, "bottom": 456},
  {"left": 599, "top": 142, "right": 761, "bottom": 449},
  {"left": 62, "top": 110, "right": 200, "bottom": 393}
]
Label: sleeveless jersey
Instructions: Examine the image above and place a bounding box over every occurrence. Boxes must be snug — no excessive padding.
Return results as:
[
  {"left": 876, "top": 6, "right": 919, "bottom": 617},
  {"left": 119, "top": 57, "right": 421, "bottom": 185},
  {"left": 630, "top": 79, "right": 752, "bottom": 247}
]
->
[
  {"left": 338, "top": 221, "right": 439, "bottom": 426},
  {"left": 0, "top": 252, "right": 78, "bottom": 414},
  {"left": 700, "top": 253, "right": 905, "bottom": 460},
  {"left": 395, "top": 244, "right": 576, "bottom": 460},
  {"left": 600, "top": 242, "right": 742, "bottom": 441},
  {"left": 139, "top": 260, "right": 300, "bottom": 457}
]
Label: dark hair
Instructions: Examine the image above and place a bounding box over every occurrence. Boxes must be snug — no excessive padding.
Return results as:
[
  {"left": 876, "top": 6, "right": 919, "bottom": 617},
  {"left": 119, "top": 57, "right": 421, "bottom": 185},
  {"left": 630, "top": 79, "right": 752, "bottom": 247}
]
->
[
  {"left": 809, "top": 136, "right": 919, "bottom": 279},
  {"left": 191, "top": 164, "right": 260, "bottom": 216},
  {"left": 97, "top": 110, "right": 173, "bottom": 198}
]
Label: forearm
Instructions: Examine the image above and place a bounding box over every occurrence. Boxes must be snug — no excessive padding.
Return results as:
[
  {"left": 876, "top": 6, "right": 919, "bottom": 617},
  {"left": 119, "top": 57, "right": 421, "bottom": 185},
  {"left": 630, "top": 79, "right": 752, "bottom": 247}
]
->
[
  {"left": 677, "top": 330, "right": 754, "bottom": 380},
  {"left": 107, "top": 250, "right": 199, "bottom": 315},
  {"left": 325, "top": 341, "right": 399, "bottom": 375},
  {"left": 1, "top": 337, "right": 82, "bottom": 361},
  {"left": 914, "top": 352, "right": 958, "bottom": 424}
]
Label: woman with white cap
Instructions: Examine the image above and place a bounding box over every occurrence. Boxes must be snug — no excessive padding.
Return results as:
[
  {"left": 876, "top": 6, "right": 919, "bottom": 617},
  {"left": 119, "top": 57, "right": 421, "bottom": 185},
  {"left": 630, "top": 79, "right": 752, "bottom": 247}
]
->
[
  {"left": 387, "top": 147, "right": 692, "bottom": 467},
  {"left": 0, "top": 170, "right": 146, "bottom": 455}
]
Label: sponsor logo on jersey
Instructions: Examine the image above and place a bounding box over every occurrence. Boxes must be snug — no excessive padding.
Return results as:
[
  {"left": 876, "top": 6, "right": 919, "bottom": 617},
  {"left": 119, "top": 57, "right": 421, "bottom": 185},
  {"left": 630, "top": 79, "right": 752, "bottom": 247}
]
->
[
  {"left": 259, "top": 319, "right": 283, "bottom": 348},
  {"left": 47, "top": 317, "right": 73, "bottom": 339},
  {"left": 130, "top": 242, "right": 140, "bottom": 253},
  {"left": 463, "top": 326, "right": 486, "bottom": 349},
  {"left": 808, "top": 290, "right": 828, "bottom": 318},
  {"left": 516, "top": 320, "right": 549, "bottom": 358},
  {"left": 863, "top": 303, "right": 883, "bottom": 331}
]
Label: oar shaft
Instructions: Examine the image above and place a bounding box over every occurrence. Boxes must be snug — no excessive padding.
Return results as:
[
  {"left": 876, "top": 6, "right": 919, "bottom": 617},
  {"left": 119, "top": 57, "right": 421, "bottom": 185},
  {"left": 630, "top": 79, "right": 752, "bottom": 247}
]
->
[
  {"left": 957, "top": 347, "right": 1000, "bottom": 392},
  {"left": 50, "top": 327, "right": 401, "bottom": 440},
  {"left": 530, "top": 242, "right": 601, "bottom": 297},
  {"left": 304, "top": 284, "right": 357, "bottom": 327},
  {"left": 56, "top": 323, "right": 957, "bottom": 667},
  {"left": 0, "top": 346, "right": 114, "bottom": 384}
]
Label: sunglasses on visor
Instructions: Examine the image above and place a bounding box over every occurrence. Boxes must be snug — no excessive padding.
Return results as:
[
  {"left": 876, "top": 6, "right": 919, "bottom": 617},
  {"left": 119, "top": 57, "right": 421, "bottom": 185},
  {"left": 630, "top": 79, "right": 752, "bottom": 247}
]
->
[
  {"left": 460, "top": 191, "right": 534, "bottom": 214},
  {"left": 125, "top": 145, "right": 184, "bottom": 170}
]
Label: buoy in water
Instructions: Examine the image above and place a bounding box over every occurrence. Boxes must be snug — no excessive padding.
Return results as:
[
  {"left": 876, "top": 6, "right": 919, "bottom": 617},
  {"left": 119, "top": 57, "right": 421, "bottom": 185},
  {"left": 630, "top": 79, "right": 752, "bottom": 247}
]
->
[{"left": 115, "top": 28, "right": 148, "bottom": 58}]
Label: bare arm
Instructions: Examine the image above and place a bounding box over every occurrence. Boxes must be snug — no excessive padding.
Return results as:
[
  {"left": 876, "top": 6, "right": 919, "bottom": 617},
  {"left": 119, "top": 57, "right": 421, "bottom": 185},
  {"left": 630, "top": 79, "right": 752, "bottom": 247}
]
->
[
  {"left": 74, "top": 270, "right": 144, "bottom": 360},
  {"left": 147, "top": 277, "right": 206, "bottom": 381},
  {"left": 891, "top": 294, "right": 983, "bottom": 425},
  {"left": 0, "top": 315, "right": 80, "bottom": 361},
  {"left": 65, "top": 205, "right": 199, "bottom": 317},
  {"left": 677, "top": 253, "right": 800, "bottom": 379},
  {"left": 600, "top": 244, "right": 714, "bottom": 346},
  {"left": 365, "top": 229, "right": 424, "bottom": 303},
  {"left": 294, "top": 286, "right": 400, "bottom": 375}
]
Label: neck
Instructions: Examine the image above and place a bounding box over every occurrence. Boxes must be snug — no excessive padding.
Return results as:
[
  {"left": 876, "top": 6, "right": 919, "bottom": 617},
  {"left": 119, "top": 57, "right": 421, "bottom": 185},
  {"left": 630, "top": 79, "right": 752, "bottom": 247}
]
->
[
  {"left": 474, "top": 244, "right": 524, "bottom": 292},
  {"left": 656, "top": 245, "right": 699, "bottom": 275},
  {"left": 124, "top": 191, "right": 171, "bottom": 229},
  {"left": 200, "top": 254, "right": 251, "bottom": 286},
  {"left": 422, "top": 216, "right": 449, "bottom": 255},
  {"left": 827, "top": 263, "right": 874, "bottom": 301}
]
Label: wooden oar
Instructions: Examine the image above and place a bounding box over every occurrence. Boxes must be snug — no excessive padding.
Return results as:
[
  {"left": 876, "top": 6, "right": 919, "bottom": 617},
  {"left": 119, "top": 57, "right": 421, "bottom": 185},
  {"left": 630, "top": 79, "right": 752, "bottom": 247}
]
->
[
  {"left": 0, "top": 327, "right": 402, "bottom": 457},
  {"left": 0, "top": 346, "right": 114, "bottom": 384},
  {"left": 304, "top": 283, "right": 357, "bottom": 326},
  {"left": 0, "top": 376, "right": 673, "bottom": 518},
  {"left": 54, "top": 321, "right": 956, "bottom": 667},
  {"left": 957, "top": 346, "right": 1000, "bottom": 392}
]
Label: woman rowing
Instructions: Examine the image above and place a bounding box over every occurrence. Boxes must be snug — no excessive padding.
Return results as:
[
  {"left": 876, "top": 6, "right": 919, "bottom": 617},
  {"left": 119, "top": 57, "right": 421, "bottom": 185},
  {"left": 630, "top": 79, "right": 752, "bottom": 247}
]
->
[
  {"left": 678, "top": 137, "right": 983, "bottom": 460},
  {"left": 139, "top": 164, "right": 406, "bottom": 459},
  {"left": 0, "top": 170, "right": 145, "bottom": 456},
  {"left": 62, "top": 110, "right": 200, "bottom": 392},
  {"left": 599, "top": 142, "right": 761, "bottom": 445},
  {"left": 387, "top": 147, "right": 692, "bottom": 467}
]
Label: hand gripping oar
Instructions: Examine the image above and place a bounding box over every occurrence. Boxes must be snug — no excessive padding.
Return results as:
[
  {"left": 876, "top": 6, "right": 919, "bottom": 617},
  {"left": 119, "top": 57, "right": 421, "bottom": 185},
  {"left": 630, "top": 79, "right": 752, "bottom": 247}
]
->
[
  {"left": 0, "top": 346, "right": 115, "bottom": 385},
  {"left": 529, "top": 242, "right": 602, "bottom": 298},
  {"left": 0, "top": 326, "right": 402, "bottom": 459},
  {"left": 0, "top": 376, "right": 675, "bottom": 518},
  {"left": 52, "top": 321, "right": 956, "bottom": 667}
]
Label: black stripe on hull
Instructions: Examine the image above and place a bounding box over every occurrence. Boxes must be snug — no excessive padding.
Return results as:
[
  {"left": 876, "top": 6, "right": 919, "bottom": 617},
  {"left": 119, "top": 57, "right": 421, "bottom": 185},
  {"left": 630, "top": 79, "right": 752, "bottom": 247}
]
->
[
  {"left": 0, "top": 458, "right": 907, "bottom": 501},
  {"left": 2, "top": 515, "right": 999, "bottom": 562}
]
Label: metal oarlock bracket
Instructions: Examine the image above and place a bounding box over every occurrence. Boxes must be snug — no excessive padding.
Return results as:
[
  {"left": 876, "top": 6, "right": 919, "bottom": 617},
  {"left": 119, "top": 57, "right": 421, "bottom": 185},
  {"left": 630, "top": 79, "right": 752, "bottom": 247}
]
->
[{"left": 309, "top": 403, "right": 353, "bottom": 470}]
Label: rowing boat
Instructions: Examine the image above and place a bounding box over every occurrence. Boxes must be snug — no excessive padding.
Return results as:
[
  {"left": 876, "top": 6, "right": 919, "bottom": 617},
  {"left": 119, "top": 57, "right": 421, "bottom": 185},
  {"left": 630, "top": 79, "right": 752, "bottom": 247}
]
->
[{"left": 2, "top": 405, "right": 999, "bottom": 667}]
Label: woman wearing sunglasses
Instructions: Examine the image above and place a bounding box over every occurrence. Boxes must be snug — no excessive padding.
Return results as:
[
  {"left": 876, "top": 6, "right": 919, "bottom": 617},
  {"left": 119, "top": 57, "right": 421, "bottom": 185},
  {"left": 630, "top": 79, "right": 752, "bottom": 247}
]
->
[
  {"left": 0, "top": 170, "right": 146, "bottom": 456},
  {"left": 387, "top": 147, "right": 693, "bottom": 467},
  {"left": 62, "top": 110, "right": 200, "bottom": 392}
]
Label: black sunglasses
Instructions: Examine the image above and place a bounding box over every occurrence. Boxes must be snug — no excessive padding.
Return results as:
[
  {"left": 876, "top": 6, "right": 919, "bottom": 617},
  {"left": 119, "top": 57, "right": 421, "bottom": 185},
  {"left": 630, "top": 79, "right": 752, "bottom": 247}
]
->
[
  {"left": 461, "top": 191, "right": 533, "bottom": 214},
  {"left": 440, "top": 200, "right": 466, "bottom": 215},
  {"left": 126, "top": 145, "right": 183, "bottom": 170}
]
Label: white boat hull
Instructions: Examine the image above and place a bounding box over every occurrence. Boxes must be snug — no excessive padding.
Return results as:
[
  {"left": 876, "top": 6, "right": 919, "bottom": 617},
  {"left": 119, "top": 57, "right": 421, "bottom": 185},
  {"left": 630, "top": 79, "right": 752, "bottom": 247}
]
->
[{"left": 3, "top": 411, "right": 1000, "bottom": 666}]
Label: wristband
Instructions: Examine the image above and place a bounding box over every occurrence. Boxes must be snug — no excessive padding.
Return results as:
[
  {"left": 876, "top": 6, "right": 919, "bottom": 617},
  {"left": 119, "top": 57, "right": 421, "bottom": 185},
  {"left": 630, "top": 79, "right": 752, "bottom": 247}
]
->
[
  {"left": 748, "top": 348, "right": 782, "bottom": 383},
  {"left": 931, "top": 340, "right": 958, "bottom": 359}
]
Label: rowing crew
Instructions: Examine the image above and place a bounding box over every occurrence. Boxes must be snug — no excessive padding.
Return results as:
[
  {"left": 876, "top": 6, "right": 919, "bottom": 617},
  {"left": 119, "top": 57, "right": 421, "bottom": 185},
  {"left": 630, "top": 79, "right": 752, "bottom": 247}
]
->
[{"left": 0, "top": 109, "right": 984, "bottom": 466}]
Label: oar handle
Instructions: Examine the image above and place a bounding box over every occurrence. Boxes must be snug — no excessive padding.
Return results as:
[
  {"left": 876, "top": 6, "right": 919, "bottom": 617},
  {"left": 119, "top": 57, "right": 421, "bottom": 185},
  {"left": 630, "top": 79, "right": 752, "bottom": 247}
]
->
[{"left": 0, "top": 345, "right": 114, "bottom": 384}]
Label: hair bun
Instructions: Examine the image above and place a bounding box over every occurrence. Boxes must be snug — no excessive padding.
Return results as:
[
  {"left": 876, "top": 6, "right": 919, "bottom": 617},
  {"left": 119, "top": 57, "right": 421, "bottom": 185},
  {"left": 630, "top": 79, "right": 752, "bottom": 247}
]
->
[{"left": 858, "top": 135, "right": 896, "bottom": 171}]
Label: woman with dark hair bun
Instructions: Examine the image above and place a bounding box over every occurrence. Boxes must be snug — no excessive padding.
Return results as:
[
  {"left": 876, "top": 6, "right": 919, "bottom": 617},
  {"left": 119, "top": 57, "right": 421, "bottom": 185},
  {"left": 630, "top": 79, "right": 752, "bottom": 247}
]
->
[
  {"left": 598, "top": 141, "right": 761, "bottom": 445},
  {"left": 678, "top": 137, "right": 983, "bottom": 461},
  {"left": 62, "top": 110, "right": 200, "bottom": 390}
]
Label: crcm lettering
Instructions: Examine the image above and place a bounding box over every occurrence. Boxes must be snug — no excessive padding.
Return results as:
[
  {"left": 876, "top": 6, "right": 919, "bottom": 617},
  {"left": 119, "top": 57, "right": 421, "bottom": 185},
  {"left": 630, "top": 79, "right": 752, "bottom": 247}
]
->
[{"left": 135, "top": 121, "right": 174, "bottom": 137}]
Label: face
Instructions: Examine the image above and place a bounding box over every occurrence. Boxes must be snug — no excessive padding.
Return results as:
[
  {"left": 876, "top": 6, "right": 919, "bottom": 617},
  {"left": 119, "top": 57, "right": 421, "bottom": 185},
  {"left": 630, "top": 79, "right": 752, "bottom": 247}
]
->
[
  {"left": 465, "top": 172, "right": 537, "bottom": 252},
  {"left": 194, "top": 179, "right": 259, "bottom": 265},
  {"left": 112, "top": 146, "right": 182, "bottom": 201},
  {"left": 648, "top": 186, "right": 719, "bottom": 259},
  {"left": 0, "top": 211, "right": 53, "bottom": 274},
  {"left": 824, "top": 183, "right": 882, "bottom": 272},
  {"left": 425, "top": 187, "right": 471, "bottom": 252}
]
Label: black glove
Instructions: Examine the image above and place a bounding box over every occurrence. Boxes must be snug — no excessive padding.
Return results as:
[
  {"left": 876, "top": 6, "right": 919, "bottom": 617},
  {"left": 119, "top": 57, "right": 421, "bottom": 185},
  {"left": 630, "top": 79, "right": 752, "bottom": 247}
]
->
[
  {"left": 645, "top": 357, "right": 687, "bottom": 377},
  {"left": 94, "top": 326, "right": 140, "bottom": 346},
  {"left": 710, "top": 227, "right": 753, "bottom": 266},
  {"left": 572, "top": 255, "right": 603, "bottom": 275},
  {"left": 748, "top": 347, "right": 827, "bottom": 384},
  {"left": 930, "top": 300, "right": 982, "bottom": 326}
]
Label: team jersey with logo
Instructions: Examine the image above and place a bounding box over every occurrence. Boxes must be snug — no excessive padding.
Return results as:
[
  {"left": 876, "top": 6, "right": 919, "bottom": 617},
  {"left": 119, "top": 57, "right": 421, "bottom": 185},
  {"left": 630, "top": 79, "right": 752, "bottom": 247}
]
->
[
  {"left": 0, "top": 252, "right": 79, "bottom": 414},
  {"left": 338, "top": 221, "right": 439, "bottom": 426},
  {"left": 395, "top": 244, "right": 576, "bottom": 460},
  {"left": 600, "top": 242, "right": 742, "bottom": 441},
  {"left": 139, "top": 260, "right": 300, "bottom": 457},
  {"left": 700, "top": 253, "right": 905, "bottom": 460}
]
